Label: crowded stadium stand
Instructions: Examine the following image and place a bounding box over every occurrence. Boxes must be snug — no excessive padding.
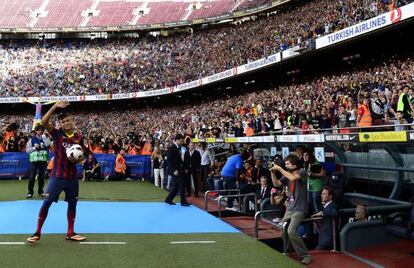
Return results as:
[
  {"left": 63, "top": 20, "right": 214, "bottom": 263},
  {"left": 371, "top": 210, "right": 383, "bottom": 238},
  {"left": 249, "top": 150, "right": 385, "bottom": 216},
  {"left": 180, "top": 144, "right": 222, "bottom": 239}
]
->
[
  {"left": 1, "top": 0, "right": 414, "bottom": 267},
  {"left": 1, "top": 0, "right": 412, "bottom": 98}
]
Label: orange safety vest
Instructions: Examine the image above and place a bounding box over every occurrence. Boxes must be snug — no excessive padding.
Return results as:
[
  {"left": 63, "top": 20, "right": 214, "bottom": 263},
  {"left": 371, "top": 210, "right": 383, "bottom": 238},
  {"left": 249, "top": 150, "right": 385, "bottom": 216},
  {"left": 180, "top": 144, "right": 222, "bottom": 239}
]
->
[
  {"left": 115, "top": 154, "right": 126, "bottom": 173},
  {"left": 0, "top": 143, "right": 5, "bottom": 153},
  {"left": 141, "top": 142, "right": 152, "bottom": 155},
  {"left": 4, "top": 130, "right": 14, "bottom": 142},
  {"left": 93, "top": 146, "right": 105, "bottom": 154},
  {"left": 126, "top": 145, "right": 140, "bottom": 155},
  {"left": 358, "top": 104, "right": 372, "bottom": 127}
]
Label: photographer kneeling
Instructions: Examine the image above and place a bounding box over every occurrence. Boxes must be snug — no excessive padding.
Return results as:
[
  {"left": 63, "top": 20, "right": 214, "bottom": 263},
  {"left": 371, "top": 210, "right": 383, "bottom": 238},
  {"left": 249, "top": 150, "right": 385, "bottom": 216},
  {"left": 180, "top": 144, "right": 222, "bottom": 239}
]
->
[
  {"left": 269, "top": 155, "right": 312, "bottom": 265},
  {"left": 82, "top": 153, "right": 102, "bottom": 182}
]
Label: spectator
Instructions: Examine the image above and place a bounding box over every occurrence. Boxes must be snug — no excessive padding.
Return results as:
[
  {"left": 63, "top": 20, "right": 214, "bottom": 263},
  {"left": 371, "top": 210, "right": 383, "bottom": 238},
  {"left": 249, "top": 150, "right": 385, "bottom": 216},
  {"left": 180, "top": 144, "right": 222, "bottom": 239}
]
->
[
  {"left": 311, "top": 186, "right": 339, "bottom": 250},
  {"left": 252, "top": 158, "right": 271, "bottom": 187},
  {"left": 256, "top": 176, "right": 271, "bottom": 206},
  {"left": 354, "top": 204, "right": 368, "bottom": 222},
  {"left": 207, "top": 158, "right": 225, "bottom": 193},
  {"left": 152, "top": 145, "right": 165, "bottom": 188},
  {"left": 239, "top": 161, "right": 256, "bottom": 194},
  {"left": 334, "top": 105, "right": 351, "bottom": 133},
  {"left": 397, "top": 84, "right": 413, "bottom": 124}
]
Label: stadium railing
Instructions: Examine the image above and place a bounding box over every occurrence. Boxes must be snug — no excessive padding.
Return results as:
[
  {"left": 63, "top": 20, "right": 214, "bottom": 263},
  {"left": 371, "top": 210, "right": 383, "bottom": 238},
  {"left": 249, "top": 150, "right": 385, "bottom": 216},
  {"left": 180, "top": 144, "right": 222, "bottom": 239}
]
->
[{"left": 204, "top": 189, "right": 257, "bottom": 218}]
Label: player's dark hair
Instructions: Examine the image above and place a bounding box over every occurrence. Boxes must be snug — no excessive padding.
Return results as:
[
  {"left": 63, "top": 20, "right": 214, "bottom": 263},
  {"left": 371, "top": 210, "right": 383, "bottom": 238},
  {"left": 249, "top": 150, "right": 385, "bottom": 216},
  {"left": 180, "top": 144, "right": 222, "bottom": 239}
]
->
[
  {"left": 57, "top": 112, "right": 70, "bottom": 121},
  {"left": 34, "top": 124, "right": 44, "bottom": 131}
]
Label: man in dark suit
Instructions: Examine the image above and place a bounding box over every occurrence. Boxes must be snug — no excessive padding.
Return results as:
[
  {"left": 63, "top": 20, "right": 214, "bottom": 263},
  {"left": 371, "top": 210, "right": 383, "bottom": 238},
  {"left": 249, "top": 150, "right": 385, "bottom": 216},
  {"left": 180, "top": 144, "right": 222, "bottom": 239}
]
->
[
  {"left": 165, "top": 134, "right": 190, "bottom": 206},
  {"left": 252, "top": 159, "right": 272, "bottom": 187},
  {"left": 255, "top": 176, "right": 271, "bottom": 206},
  {"left": 312, "top": 186, "right": 339, "bottom": 250},
  {"left": 185, "top": 142, "right": 201, "bottom": 197}
]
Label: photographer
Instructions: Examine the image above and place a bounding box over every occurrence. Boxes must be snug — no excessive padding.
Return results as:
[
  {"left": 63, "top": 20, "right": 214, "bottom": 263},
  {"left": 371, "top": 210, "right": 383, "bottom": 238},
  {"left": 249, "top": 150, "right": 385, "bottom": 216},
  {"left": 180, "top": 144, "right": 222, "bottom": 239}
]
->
[
  {"left": 88, "top": 129, "right": 106, "bottom": 154},
  {"left": 125, "top": 134, "right": 141, "bottom": 155},
  {"left": 82, "top": 153, "right": 102, "bottom": 182},
  {"left": 2, "top": 122, "right": 18, "bottom": 142},
  {"left": 6, "top": 136, "right": 19, "bottom": 152},
  {"left": 267, "top": 155, "right": 286, "bottom": 223},
  {"left": 26, "top": 125, "right": 51, "bottom": 198},
  {"left": 269, "top": 155, "right": 312, "bottom": 265},
  {"left": 106, "top": 137, "right": 119, "bottom": 154},
  {"left": 0, "top": 134, "right": 4, "bottom": 153}
]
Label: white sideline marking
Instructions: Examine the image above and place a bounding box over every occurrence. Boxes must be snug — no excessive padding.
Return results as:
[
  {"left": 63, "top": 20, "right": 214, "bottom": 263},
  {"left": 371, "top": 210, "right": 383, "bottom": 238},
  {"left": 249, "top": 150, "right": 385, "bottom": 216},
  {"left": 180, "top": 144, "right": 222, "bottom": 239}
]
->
[
  {"left": 0, "top": 242, "right": 25, "bottom": 245},
  {"left": 79, "top": 242, "right": 127, "bottom": 245},
  {"left": 170, "top": 241, "right": 216, "bottom": 244}
]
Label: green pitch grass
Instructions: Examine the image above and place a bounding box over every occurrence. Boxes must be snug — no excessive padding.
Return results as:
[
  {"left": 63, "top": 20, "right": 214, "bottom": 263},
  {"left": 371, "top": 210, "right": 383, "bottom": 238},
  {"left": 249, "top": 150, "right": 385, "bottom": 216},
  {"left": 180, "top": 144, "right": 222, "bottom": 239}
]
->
[
  {"left": 0, "top": 180, "right": 301, "bottom": 268},
  {"left": 0, "top": 179, "right": 166, "bottom": 202}
]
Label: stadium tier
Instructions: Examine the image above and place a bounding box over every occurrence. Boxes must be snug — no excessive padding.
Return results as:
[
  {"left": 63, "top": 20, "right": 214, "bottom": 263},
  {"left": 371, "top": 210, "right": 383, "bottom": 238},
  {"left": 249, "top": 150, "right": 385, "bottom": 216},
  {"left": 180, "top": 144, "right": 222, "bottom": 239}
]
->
[
  {"left": 0, "top": 0, "right": 272, "bottom": 28},
  {"left": 1, "top": 0, "right": 412, "bottom": 100}
]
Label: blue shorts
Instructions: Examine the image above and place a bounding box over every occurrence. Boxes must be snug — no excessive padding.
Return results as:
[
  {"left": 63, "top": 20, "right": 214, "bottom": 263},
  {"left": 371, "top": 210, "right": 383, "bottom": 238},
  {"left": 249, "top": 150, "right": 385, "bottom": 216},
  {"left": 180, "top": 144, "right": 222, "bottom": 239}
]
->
[{"left": 45, "top": 177, "right": 79, "bottom": 203}]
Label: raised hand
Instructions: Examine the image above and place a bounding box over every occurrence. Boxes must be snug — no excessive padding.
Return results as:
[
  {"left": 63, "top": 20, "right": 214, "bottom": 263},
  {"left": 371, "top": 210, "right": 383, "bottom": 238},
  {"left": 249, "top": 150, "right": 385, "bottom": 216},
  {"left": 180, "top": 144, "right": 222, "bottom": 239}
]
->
[{"left": 54, "top": 101, "right": 70, "bottom": 109}]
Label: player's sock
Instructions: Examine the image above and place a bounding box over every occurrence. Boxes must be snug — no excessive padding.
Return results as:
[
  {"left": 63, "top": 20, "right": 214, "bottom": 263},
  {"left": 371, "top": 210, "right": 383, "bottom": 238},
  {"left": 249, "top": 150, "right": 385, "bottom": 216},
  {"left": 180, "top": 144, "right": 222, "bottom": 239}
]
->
[
  {"left": 35, "top": 202, "right": 51, "bottom": 234},
  {"left": 67, "top": 201, "right": 77, "bottom": 235}
]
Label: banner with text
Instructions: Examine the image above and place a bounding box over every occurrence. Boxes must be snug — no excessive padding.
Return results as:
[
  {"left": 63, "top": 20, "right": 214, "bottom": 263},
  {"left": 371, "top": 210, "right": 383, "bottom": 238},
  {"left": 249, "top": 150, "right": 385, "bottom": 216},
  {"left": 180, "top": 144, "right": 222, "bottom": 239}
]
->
[
  {"left": 316, "top": 2, "right": 414, "bottom": 49},
  {"left": 0, "top": 153, "right": 151, "bottom": 180}
]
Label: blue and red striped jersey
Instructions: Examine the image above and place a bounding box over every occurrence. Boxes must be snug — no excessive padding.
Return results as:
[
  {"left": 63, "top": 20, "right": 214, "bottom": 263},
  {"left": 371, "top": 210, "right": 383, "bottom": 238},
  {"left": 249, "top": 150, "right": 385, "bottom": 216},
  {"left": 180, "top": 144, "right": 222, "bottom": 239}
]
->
[{"left": 50, "top": 128, "right": 82, "bottom": 180}]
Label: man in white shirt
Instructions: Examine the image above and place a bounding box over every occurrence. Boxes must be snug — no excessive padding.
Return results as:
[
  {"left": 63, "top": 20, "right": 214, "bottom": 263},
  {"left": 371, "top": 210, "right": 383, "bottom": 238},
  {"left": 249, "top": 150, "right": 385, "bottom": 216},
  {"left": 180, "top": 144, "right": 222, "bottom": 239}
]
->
[{"left": 199, "top": 143, "right": 213, "bottom": 191}]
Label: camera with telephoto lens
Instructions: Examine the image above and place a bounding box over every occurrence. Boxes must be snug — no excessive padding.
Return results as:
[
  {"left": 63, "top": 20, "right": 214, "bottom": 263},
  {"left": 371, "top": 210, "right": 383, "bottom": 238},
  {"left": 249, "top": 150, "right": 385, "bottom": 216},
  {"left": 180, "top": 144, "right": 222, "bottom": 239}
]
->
[{"left": 268, "top": 154, "right": 285, "bottom": 169}]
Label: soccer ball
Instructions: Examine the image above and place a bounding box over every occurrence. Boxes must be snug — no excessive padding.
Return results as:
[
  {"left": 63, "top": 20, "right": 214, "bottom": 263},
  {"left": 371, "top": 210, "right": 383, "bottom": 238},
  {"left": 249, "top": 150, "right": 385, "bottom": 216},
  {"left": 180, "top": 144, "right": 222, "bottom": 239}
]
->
[{"left": 66, "top": 144, "right": 84, "bottom": 162}]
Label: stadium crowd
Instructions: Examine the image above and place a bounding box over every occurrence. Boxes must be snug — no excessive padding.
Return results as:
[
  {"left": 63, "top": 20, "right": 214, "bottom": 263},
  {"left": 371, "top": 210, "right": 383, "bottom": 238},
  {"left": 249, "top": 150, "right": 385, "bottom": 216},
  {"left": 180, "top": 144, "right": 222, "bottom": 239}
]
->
[
  {"left": 0, "top": 0, "right": 411, "bottom": 97},
  {"left": 1, "top": 50, "right": 413, "bottom": 154},
  {"left": 0, "top": 2, "right": 411, "bottom": 263}
]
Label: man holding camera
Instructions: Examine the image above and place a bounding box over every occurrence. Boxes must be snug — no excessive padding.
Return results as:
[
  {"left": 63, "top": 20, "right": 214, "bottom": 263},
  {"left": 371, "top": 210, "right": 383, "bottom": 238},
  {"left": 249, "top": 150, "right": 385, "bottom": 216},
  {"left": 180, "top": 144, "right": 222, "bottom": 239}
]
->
[
  {"left": 26, "top": 125, "right": 51, "bottom": 198},
  {"left": 270, "top": 155, "right": 312, "bottom": 265}
]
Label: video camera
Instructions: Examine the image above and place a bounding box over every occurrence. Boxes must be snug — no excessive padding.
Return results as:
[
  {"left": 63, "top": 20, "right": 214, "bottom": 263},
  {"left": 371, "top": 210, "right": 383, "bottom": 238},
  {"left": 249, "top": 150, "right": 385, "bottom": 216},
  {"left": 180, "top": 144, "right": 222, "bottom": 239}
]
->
[{"left": 267, "top": 154, "right": 285, "bottom": 169}]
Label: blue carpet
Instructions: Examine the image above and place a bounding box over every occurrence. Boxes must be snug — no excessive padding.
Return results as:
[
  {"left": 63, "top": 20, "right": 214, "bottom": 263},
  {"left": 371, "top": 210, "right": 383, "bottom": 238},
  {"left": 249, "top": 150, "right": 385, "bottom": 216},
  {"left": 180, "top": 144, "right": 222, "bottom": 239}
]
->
[{"left": 0, "top": 200, "right": 239, "bottom": 234}]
